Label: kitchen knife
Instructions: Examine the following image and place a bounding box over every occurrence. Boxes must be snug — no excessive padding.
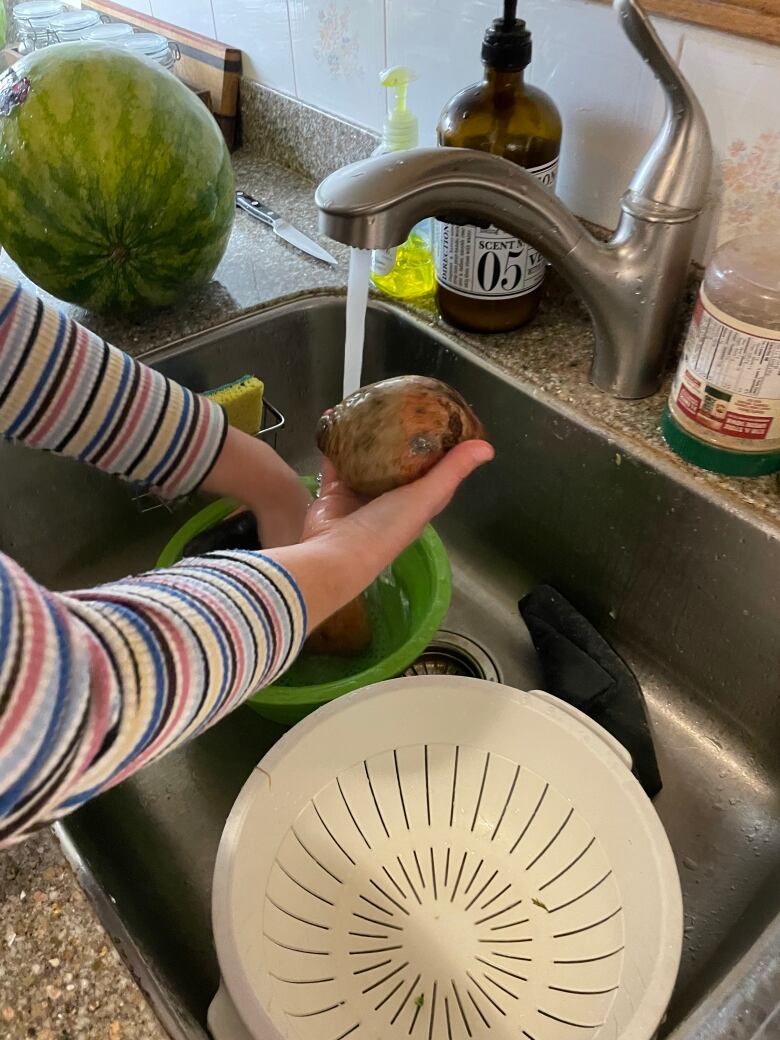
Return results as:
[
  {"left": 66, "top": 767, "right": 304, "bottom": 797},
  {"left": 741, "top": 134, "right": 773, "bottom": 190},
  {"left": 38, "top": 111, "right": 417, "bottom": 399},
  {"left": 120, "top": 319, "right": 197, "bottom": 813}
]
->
[{"left": 235, "top": 191, "right": 338, "bottom": 266}]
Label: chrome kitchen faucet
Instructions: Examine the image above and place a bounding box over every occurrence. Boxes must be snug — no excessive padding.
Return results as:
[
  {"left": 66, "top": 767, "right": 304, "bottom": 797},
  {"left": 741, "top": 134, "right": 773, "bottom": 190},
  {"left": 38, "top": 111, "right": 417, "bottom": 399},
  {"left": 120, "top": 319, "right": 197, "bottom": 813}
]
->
[{"left": 316, "top": 0, "right": 712, "bottom": 399}]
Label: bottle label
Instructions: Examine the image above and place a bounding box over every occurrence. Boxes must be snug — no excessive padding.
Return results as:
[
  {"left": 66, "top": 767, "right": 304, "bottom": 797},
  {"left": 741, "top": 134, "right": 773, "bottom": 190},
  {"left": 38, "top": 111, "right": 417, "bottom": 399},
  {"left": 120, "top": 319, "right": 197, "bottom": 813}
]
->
[
  {"left": 371, "top": 246, "right": 398, "bottom": 277},
  {"left": 434, "top": 157, "right": 558, "bottom": 301},
  {"left": 669, "top": 290, "right": 780, "bottom": 452}
]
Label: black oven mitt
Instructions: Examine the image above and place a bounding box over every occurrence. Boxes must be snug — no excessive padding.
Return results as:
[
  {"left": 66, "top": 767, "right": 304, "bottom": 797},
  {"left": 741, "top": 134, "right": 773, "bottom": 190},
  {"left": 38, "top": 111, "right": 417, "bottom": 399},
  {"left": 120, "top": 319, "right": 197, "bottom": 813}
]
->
[{"left": 519, "top": 585, "right": 662, "bottom": 798}]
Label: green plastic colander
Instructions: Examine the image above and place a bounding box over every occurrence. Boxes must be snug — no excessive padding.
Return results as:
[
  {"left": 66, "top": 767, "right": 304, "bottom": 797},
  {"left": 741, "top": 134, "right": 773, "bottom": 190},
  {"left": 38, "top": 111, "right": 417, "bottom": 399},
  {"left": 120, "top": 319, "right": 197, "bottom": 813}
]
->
[{"left": 156, "top": 482, "right": 452, "bottom": 725}]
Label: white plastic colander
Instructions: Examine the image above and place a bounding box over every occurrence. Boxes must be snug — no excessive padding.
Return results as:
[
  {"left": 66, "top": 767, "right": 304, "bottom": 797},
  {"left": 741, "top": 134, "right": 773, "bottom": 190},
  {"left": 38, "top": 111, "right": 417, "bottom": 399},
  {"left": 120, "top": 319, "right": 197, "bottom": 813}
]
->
[{"left": 209, "top": 677, "right": 682, "bottom": 1040}]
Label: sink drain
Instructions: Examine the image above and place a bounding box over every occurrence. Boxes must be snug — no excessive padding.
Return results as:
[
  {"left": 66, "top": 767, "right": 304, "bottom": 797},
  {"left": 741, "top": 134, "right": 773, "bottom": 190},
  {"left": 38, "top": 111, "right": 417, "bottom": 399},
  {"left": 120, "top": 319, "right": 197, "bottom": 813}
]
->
[{"left": 403, "top": 631, "right": 501, "bottom": 682}]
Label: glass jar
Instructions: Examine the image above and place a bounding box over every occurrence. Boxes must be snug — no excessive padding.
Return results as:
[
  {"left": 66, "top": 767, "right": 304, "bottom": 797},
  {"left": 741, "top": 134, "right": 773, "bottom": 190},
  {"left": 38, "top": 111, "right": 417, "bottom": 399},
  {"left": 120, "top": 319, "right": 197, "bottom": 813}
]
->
[
  {"left": 122, "top": 31, "right": 177, "bottom": 69},
  {"left": 13, "top": 0, "right": 64, "bottom": 51},
  {"left": 662, "top": 233, "right": 780, "bottom": 475},
  {"left": 50, "top": 8, "right": 102, "bottom": 42},
  {"left": 85, "top": 21, "right": 134, "bottom": 44}
]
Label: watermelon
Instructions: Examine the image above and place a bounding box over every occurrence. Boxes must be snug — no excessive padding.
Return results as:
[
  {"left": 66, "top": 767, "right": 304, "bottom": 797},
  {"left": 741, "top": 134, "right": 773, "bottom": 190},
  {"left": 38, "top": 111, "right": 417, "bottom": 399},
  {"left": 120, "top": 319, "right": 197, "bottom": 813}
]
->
[{"left": 0, "top": 43, "right": 235, "bottom": 314}]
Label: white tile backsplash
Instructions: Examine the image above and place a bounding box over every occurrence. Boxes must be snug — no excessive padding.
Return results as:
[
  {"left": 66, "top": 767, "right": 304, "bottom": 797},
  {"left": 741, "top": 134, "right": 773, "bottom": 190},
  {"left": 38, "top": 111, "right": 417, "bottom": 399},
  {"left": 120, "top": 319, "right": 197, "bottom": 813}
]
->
[
  {"left": 289, "top": 0, "right": 386, "bottom": 129},
  {"left": 212, "top": 0, "right": 296, "bottom": 94},
  {"left": 150, "top": 0, "right": 216, "bottom": 38},
  {"left": 523, "top": 0, "right": 684, "bottom": 231},
  {"left": 145, "top": 0, "right": 780, "bottom": 257},
  {"left": 114, "top": 0, "right": 153, "bottom": 13}
]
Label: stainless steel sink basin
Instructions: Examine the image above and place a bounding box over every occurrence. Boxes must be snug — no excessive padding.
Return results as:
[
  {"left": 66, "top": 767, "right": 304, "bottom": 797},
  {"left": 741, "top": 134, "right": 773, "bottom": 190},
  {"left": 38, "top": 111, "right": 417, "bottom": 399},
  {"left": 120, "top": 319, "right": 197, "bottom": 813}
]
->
[{"left": 1, "top": 296, "right": 778, "bottom": 1040}]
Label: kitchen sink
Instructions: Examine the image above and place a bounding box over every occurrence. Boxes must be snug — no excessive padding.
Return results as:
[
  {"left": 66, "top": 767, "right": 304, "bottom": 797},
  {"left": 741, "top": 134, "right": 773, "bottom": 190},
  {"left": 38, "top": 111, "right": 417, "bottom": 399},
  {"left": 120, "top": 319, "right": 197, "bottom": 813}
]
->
[{"left": 1, "top": 296, "right": 778, "bottom": 1039}]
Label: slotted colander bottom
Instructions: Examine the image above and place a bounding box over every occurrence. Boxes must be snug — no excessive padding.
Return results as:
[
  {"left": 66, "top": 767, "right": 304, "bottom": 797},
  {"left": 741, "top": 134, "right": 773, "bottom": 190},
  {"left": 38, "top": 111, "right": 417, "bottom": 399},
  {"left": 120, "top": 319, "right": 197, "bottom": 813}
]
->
[{"left": 263, "top": 744, "right": 622, "bottom": 1040}]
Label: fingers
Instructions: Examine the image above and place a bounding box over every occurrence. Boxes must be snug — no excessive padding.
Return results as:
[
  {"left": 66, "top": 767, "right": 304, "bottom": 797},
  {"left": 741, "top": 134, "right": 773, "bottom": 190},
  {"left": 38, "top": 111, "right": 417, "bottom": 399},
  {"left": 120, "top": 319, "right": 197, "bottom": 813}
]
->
[
  {"left": 302, "top": 460, "right": 367, "bottom": 540},
  {"left": 376, "top": 439, "right": 495, "bottom": 533}
]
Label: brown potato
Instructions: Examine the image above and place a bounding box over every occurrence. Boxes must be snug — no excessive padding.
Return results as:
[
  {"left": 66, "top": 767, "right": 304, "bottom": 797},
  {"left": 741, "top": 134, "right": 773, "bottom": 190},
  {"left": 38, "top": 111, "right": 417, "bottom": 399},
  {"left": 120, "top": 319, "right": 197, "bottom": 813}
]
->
[
  {"left": 305, "top": 594, "right": 372, "bottom": 656},
  {"left": 317, "top": 376, "right": 485, "bottom": 497}
]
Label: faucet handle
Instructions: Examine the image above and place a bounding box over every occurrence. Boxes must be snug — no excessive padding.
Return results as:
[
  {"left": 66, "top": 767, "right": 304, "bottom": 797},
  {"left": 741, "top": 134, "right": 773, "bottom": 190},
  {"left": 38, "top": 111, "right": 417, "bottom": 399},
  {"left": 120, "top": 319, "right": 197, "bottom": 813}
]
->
[{"left": 615, "top": 0, "right": 711, "bottom": 216}]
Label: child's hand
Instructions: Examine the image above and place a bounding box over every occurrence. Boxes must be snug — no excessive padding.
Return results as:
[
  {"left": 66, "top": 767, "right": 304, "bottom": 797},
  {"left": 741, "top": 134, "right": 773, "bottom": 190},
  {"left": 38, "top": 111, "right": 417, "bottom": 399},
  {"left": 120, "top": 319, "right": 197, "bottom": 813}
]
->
[
  {"left": 200, "top": 428, "right": 312, "bottom": 548},
  {"left": 275, "top": 440, "right": 494, "bottom": 631}
]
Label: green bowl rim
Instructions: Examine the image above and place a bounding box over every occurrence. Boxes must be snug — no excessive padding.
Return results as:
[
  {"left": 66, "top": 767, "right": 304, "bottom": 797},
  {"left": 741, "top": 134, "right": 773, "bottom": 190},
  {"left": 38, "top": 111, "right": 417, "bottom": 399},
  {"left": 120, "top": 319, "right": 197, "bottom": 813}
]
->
[{"left": 155, "top": 488, "right": 452, "bottom": 709}]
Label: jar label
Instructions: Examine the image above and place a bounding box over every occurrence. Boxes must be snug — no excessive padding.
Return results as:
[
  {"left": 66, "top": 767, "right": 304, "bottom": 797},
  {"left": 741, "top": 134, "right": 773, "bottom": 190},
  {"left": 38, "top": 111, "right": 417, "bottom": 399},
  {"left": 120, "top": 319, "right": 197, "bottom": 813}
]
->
[
  {"left": 669, "top": 290, "right": 780, "bottom": 452},
  {"left": 434, "top": 157, "right": 558, "bottom": 301},
  {"left": 0, "top": 75, "right": 31, "bottom": 119}
]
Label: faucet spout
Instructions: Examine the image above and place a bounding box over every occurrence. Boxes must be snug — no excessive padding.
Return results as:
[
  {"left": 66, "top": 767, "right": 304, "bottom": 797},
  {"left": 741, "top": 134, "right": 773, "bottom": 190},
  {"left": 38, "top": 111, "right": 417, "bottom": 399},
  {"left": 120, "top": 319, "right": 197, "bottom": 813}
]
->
[
  {"left": 316, "top": 147, "right": 588, "bottom": 261},
  {"left": 316, "top": 0, "right": 711, "bottom": 400}
]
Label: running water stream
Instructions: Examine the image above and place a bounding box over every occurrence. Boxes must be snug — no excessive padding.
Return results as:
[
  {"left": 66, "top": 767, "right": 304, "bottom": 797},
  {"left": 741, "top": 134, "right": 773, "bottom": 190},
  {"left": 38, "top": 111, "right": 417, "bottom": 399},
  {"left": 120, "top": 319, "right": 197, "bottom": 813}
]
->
[{"left": 343, "top": 247, "right": 372, "bottom": 397}]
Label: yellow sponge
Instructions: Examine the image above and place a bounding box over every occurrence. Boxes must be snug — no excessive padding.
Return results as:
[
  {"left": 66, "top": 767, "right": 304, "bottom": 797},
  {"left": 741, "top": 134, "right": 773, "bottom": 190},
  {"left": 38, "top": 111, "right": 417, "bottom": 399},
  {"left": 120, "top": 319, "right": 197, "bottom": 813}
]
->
[{"left": 205, "top": 375, "right": 265, "bottom": 435}]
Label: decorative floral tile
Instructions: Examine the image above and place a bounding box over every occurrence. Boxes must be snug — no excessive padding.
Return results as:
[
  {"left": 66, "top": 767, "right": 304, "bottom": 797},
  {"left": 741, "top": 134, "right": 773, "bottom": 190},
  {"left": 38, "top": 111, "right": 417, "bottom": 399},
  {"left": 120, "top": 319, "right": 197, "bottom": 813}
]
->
[
  {"left": 313, "top": 0, "right": 363, "bottom": 78},
  {"left": 721, "top": 132, "right": 780, "bottom": 236},
  {"left": 289, "top": 0, "right": 385, "bottom": 129},
  {"left": 680, "top": 26, "right": 780, "bottom": 253}
]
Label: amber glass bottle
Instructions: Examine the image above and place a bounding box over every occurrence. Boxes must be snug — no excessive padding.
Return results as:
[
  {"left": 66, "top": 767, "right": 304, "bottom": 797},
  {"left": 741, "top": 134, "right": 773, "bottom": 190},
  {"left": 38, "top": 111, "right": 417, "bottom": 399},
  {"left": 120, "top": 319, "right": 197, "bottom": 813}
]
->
[{"left": 435, "top": 1, "right": 562, "bottom": 333}]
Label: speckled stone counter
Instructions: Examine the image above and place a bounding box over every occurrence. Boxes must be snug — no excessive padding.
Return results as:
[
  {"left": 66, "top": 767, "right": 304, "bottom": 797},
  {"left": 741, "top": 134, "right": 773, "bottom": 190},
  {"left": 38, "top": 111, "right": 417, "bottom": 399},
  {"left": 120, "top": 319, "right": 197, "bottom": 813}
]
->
[
  {"left": 0, "top": 830, "right": 166, "bottom": 1040},
  {"left": 0, "top": 107, "right": 778, "bottom": 1040}
]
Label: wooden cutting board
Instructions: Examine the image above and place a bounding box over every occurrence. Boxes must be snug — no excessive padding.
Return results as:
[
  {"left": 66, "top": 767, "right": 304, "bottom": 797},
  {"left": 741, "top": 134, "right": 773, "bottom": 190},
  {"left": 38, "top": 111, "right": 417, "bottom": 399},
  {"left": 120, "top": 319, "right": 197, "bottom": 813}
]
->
[{"left": 81, "top": 0, "right": 242, "bottom": 149}]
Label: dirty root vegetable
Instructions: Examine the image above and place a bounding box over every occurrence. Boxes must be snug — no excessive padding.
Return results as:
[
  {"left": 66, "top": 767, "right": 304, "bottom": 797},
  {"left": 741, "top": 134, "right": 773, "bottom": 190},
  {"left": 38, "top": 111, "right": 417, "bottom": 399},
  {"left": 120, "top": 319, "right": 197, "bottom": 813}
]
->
[
  {"left": 316, "top": 376, "right": 485, "bottom": 497},
  {"left": 305, "top": 595, "right": 372, "bottom": 657}
]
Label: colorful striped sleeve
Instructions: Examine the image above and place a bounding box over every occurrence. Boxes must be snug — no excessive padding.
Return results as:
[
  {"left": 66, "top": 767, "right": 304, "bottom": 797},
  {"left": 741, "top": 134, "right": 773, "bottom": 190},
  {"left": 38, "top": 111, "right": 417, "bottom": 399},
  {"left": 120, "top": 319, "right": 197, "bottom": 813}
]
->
[
  {"left": 0, "top": 277, "right": 227, "bottom": 498},
  {"left": 0, "top": 549, "right": 307, "bottom": 845},
  {"left": 0, "top": 277, "right": 310, "bottom": 845}
]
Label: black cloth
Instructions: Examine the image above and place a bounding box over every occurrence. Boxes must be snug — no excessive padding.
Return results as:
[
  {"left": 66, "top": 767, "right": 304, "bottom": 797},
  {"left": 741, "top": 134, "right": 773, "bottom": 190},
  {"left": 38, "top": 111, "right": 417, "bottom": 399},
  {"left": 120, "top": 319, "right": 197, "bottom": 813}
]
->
[{"left": 519, "top": 585, "right": 662, "bottom": 798}]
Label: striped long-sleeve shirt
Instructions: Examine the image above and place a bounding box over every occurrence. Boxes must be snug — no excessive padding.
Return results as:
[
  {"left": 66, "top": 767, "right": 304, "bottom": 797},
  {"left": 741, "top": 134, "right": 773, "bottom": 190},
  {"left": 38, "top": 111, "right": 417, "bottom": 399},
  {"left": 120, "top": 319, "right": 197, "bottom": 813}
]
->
[{"left": 0, "top": 278, "right": 307, "bottom": 847}]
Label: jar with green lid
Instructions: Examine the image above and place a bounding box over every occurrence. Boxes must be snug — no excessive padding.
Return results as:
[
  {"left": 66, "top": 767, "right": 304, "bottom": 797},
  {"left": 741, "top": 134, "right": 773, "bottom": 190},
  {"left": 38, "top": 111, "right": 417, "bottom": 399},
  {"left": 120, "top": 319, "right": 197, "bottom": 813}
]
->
[{"left": 662, "top": 233, "right": 780, "bottom": 476}]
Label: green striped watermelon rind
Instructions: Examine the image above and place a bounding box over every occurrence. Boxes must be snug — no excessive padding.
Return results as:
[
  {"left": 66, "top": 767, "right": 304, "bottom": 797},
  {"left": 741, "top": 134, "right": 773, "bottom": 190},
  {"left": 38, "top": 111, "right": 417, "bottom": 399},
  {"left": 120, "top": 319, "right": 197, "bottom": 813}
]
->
[{"left": 0, "top": 43, "right": 235, "bottom": 315}]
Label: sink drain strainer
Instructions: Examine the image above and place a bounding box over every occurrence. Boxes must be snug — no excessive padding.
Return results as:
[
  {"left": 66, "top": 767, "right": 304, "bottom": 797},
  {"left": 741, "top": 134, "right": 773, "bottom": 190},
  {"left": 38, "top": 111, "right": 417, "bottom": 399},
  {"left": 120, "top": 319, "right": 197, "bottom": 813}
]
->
[{"left": 403, "top": 632, "right": 500, "bottom": 683}]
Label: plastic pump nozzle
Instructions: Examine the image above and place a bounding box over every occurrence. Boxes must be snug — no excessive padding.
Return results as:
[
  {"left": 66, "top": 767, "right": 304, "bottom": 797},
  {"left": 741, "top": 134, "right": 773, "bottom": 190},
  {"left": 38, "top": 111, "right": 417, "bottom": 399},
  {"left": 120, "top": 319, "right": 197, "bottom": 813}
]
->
[{"left": 378, "top": 65, "right": 419, "bottom": 152}]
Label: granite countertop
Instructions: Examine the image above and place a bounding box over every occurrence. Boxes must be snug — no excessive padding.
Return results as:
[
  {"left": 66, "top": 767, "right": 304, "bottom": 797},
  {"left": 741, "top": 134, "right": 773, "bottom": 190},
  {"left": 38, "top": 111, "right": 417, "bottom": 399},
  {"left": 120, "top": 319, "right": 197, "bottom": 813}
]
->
[
  {"left": 0, "top": 140, "right": 778, "bottom": 1040},
  {"left": 0, "top": 831, "right": 166, "bottom": 1040}
]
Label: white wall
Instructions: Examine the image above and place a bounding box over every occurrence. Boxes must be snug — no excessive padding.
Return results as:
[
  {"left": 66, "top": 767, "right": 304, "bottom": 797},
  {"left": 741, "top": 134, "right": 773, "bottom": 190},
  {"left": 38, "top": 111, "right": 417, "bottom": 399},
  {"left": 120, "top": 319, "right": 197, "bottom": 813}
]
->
[{"left": 124, "top": 0, "right": 780, "bottom": 258}]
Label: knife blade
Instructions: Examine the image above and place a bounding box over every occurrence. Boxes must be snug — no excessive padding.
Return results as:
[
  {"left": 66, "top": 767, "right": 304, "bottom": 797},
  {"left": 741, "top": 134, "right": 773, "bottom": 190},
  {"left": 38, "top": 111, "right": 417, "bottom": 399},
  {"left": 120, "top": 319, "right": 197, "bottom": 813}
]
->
[{"left": 235, "top": 191, "right": 338, "bottom": 266}]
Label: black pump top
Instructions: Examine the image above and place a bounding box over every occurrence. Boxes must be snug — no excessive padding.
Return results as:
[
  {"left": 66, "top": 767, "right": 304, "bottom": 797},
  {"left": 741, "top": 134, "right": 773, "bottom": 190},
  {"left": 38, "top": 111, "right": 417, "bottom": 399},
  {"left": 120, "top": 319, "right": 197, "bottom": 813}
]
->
[{"left": 481, "top": 0, "right": 532, "bottom": 70}]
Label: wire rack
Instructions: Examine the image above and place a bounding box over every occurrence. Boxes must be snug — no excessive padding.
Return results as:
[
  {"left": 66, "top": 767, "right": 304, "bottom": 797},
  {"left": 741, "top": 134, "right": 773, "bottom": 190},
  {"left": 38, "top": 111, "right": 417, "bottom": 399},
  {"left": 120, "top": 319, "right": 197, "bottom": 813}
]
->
[{"left": 131, "top": 397, "right": 286, "bottom": 514}]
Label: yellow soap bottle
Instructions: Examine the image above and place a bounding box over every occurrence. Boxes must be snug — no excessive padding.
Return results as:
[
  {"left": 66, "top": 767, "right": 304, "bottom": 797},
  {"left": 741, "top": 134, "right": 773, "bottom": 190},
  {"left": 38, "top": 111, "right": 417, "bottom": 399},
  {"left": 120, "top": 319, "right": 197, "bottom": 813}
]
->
[{"left": 370, "top": 66, "right": 436, "bottom": 302}]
